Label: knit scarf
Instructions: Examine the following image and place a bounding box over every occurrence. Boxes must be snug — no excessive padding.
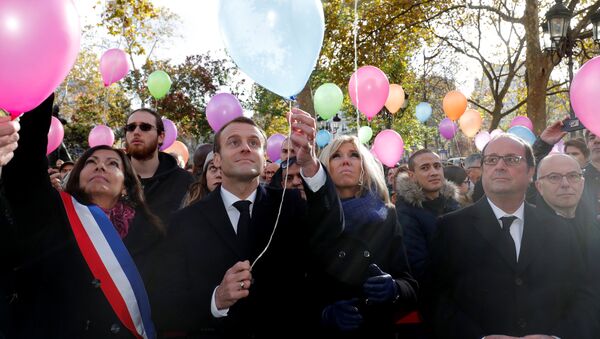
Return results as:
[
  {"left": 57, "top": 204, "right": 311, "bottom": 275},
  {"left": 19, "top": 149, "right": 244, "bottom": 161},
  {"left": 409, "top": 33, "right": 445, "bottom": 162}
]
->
[
  {"left": 100, "top": 201, "right": 135, "bottom": 238},
  {"left": 341, "top": 191, "right": 387, "bottom": 233}
]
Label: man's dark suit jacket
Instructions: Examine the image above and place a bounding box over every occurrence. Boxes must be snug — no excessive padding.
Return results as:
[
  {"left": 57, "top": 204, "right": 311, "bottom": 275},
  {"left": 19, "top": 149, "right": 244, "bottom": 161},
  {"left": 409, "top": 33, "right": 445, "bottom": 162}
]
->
[
  {"left": 426, "top": 198, "right": 598, "bottom": 339},
  {"left": 156, "top": 173, "right": 343, "bottom": 338}
]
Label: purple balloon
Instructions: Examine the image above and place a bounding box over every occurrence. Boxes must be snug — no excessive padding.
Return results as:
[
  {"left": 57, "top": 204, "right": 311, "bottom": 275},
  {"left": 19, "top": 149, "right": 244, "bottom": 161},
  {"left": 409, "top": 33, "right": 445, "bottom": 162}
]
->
[
  {"left": 206, "top": 93, "right": 244, "bottom": 132},
  {"left": 439, "top": 118, "right": 457, "bottom": 140},
  {"left": 510, "top": 116, "right": 533, "bottom": 131},
  {"left": 88, "top": 125, "right": 115, "bottom": 147},
  {"left": 160, "top": 118, "right": 178, "bottom": 151},
  {"left": 266, "top": 133, "right": 286, "bottom": 162}
]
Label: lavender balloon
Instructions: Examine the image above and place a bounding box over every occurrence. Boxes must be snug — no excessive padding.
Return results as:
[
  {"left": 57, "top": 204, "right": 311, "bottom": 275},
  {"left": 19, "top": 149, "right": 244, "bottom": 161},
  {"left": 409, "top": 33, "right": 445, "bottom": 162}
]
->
[
  {"left": 474, "top": 131, "right": 490, "bottom": 151},
  {"left": 266, "top": 133, "right": 286, "bottom": 162},
  {"left": 160, "top": 118, "right": 178, "bottom": 151},
  {"left": 439, "top": 118, "right": 457, "bottom": 140},
  {"left": 206, "top": 93, "right": 244, "bottom": 132},
  {"left": 88, "top": 125, "right": 115, "bottom": 147}
]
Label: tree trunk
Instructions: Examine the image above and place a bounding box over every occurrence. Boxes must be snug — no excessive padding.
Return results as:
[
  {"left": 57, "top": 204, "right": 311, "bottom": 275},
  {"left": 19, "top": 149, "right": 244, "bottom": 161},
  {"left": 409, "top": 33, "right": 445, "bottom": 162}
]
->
[
  {"left": 296, "top": 82, "right": 315, "bottom": 116},
  {"left": 524, "top": 0, "right": 554, "bottom": 134}
]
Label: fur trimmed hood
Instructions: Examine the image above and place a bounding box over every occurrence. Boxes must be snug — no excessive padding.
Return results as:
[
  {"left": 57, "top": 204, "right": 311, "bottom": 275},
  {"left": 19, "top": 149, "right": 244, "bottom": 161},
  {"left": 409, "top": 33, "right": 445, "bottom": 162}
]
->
[{"left": 395, "top": 174, "right": 460, "bottom": 208}]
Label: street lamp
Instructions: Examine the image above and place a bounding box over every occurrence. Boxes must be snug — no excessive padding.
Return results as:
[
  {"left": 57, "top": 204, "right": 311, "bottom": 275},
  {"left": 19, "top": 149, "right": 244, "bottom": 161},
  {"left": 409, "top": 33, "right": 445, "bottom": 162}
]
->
[
  {"left": 545, "top": 0, "right": 572, "bottom": 43},
  {"left": 331, "top": 113, "right": 342, "bottom": 134},
  {"left": 592, "top": 9, "right": 600, "bottom": 44}
]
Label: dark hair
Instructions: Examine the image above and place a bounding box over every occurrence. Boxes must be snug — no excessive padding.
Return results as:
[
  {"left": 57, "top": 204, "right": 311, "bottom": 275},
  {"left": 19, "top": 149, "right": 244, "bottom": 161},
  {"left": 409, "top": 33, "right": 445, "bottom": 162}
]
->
[
  {"left": 408, "top": 149, "right": 437, "bottom": 171},
  {"left": 464, "top": 153, "right": 482, "bottom": 169},
  {"left": 192, "top": 143, "right": 213, "bottom": 178},
  {"left": 59, "top": 161, "right": 75, "bottom": 172},
  {"left": 444, "top": 165, "right": 468, "bottom": 186},
  {"left": 481, "top": 134, "right": 535, "bottom": 168},
  {"left": 182, "top": 159, "right": 217, "bottom": 207},
  {"left": 213, "top": 117, "right": 267, "bottom": 154},
  {"left": 65, "top": 145, "right": 165, "bottom": 234},
  {"left": 128, "top": 108, "right": 165, "bottom": 134},
  {"left": 564, "top": 139, "right": 590, "bottom": 158}
]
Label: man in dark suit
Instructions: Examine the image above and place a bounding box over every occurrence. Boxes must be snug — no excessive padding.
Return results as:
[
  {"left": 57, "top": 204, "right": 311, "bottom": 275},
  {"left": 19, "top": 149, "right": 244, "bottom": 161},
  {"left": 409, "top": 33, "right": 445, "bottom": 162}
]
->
[
  {"left": 427, "top": 134, "right": 598, "bottom": 339},
  {"left": 158, "top": 110, "right": 343, "bottom": 338}
]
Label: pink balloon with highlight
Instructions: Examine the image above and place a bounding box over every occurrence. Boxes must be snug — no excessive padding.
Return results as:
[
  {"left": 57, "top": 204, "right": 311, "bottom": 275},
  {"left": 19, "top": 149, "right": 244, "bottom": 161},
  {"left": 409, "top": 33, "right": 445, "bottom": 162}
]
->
[
  {"left": 47, "top": 116, "right": 64, "bottom": 155},
  {"left": 510, "top": 116, "right": 533, "bottom": 131},
  {"left": 160, "top": 118, "right": 178, "bottom": 151},
  {"left": 474, "top": 131, "right": 490, "bottom": 151},
  {"left": 571, "top": 56, "right": 600, "bottom": 136},
  {"left": 266, "top": 133, "right": 286, "bottom": 162},
  {"left": 206, "top": 93, "right": 244, "bottom": 132},
  {"left": 439, "top": 118, "right": 457, "bottom": 140},
  {"left": 373, "top": 129, "right": 404, "bottom": 167},
  {"left": 348, "top": 65, "right": 390, "bottom": 120},
  {"left": 100, "top": 48, "right": 129, "bottom": 87},
  {"left": 88, "top": 125, "right": 115, "bottom": 147},
  {"left": 0, "top": 0, "right": 81, "bottom": 117}
]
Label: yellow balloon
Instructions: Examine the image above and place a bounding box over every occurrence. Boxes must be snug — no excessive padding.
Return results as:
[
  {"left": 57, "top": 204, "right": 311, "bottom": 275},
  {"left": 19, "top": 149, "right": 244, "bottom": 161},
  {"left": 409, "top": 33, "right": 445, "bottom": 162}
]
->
[
  {"left": 384, "top": 84, "right": 405, "bottom": 114},
  {"left": 458, "top": 109, "right": 482, "bottom": 137}
]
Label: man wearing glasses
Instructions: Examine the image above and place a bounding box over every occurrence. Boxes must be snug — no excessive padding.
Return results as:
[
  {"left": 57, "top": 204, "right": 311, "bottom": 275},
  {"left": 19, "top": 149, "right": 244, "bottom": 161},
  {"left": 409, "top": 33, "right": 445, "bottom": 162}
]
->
[
  {"left": 427, "top": 134, "right": 597, "bottom": 338},
  {"left": 125, "top": 108, "right": 193, "bottom": 223}
]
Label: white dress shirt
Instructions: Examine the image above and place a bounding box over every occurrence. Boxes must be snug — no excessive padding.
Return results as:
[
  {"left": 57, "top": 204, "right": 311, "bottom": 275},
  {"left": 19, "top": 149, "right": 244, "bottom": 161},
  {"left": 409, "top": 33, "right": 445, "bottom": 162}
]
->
[
  {"left": 211, "top": 163, "right": 327, "bottom": 317},
  {"left": 487, "top": 198, "right": 525, "bottom": 261}
]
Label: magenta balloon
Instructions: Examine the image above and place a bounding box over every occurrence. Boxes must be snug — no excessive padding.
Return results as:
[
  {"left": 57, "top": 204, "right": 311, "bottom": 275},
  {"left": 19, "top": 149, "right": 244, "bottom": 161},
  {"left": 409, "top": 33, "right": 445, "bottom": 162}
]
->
[
  {"left": 373, "top": 129, "right": 404, "bottom": 167},
  {"left": 439, "top": 118, "right": 457, "bottom": 140},
  {"left": 571, "top": 56, "right": 600, "bottom": 136},
  {"left": 88, "top": 125, "right": 115, "bottom": 147},
  {"left": 160, "top": 118, "right": 178, "bottom": 151},
  {"left": 266, "top": 133, "right": 286, "bottom": 162},
  {"left": 0, "top": 0, "right": 81, "bottom": 117},
  {"left": 46, "top": 116, "right": 64, "bottom": 155},
  {"left": 510, "top": 116, "right": 533, "bottom": 131},
  {"left": 348, "top": 65, "right": 390, "bottom": 120},
  {"left": 100, "top": 48, "right": 129, "bottom": 87},
  {"left": 474, "top": 131, "right": 490, "bottom": 151},
  {"left": 206, "top": 93, "right": 244, "bottom": 132}
]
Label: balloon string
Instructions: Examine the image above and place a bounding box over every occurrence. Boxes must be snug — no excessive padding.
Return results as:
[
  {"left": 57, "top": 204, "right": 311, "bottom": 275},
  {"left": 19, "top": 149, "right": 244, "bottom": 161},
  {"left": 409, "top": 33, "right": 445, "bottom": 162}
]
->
[
  {"left": 453, "top": 131, "right": 461, "bottom": 156},
  {"left": 103, "top": 86, "right": 109, "bottom": 125},
  {"left": 251, "top": 100, "right": 293, "bottom": 270},
  {"left": 353, "top": 0, "right": 360, "bottom": 134}
]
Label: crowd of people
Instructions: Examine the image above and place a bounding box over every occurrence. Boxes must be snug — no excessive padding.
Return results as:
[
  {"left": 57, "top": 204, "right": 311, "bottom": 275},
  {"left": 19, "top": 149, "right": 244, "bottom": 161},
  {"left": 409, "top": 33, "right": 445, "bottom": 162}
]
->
[{"left": 0, "top": 94, "right": 599, "bottom": 339}]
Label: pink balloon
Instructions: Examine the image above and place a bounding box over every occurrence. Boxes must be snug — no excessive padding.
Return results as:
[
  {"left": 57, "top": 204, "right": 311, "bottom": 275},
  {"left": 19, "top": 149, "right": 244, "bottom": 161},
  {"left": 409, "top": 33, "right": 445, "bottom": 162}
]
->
[
  {"left": 439, "top": 118, "right": 457, "bottom": 140},
  {"left": 100, "top": 48, "right": 129, "bottom": 87},
  {"left": 160, "top": 118, "right": 178, "bottom": 151},
  {"left": 88, "top": 125, "right": 115, "bottom": 147},
  {"left": 510, "top": 116, "right": 533, "bottom": 131},
  {"left": 348, "top": 65, "right": 390, "bottom": 120},
  {"left": 490, "top": 128, "right": 503, "bottom": 138},
  {"left": 0, "top": 0, "right": 81, "bottom": 117},
  {"left": 206, "top": 93, "right": 244, "bottom": 132},
  {"left": 474, "top": 131, "right": 491, "bottom": 151},
  {"left": 551, "top": 139, "right": 565, "bottom": 154},
  {"left": 46, "top": 116, "right": 64, "bottom": 155},
  {"left": 373, "top": 129, "right": 404, "bottom": 167},
  {"left": 266, "top": 133, "right": 286, "bottom": 162},
  {"left": 571, "top": 56, "right": 600, "bottom": 136}
]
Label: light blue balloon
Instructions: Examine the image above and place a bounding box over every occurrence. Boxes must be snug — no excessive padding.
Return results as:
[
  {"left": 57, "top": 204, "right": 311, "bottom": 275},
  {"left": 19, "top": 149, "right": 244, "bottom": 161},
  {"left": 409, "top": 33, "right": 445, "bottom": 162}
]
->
[
  {"left": 218, "top": 0, "right": 325, "bottom": 98},
  {"left": 415, "top": 102, "right": 432, "bottom": 123},
  {"left": 507, "top": 125, "right": 536, "bottom": 145},
  {"left": 316, "top": 129, "right": 331, "bottom": 148}
]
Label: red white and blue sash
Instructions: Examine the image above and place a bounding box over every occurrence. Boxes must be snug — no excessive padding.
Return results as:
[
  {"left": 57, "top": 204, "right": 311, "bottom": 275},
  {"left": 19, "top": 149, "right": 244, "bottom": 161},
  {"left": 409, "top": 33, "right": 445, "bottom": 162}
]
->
[{"left": 60, "top": 192, "right": 156, "bottom": 339}]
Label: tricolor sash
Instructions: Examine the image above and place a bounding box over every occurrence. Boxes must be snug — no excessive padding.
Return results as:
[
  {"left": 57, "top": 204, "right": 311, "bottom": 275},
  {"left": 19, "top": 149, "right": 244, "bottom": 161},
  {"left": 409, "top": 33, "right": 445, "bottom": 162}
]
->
[{"left": 60, "top": 192, "right": 156, "bottom": 339}]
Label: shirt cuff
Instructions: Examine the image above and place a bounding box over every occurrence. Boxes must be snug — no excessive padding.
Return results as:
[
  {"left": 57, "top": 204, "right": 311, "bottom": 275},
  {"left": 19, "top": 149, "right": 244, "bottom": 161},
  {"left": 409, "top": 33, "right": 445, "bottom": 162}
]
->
[
  {"left": 300, "top": 162, "right": 326, "bottom": 192},
  {"left": 210, "top": 286, "right": 229, "bottom": 318}
]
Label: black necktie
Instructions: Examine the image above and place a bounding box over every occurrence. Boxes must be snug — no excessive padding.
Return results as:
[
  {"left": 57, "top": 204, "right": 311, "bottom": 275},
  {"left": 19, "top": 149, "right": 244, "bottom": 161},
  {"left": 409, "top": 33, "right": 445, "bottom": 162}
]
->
[
  {"left": 500, "top": 216, "right": 517, "bottom": 262},
  {"left": 233, "top": 200, "right": 252, "bottom": 257}
]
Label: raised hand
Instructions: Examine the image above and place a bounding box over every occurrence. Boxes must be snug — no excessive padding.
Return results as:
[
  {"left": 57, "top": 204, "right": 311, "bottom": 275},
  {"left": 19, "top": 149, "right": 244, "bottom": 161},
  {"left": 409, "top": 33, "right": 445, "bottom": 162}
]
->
[{"left": 288, "top": 108, "right": 319, "bottom": 177}]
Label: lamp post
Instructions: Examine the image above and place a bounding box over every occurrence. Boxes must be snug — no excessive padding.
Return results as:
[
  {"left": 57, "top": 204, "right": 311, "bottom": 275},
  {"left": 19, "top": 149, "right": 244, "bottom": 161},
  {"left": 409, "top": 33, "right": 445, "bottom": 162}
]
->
[{"left": 543, "top": 0, "right": 600, "bottom": 120}]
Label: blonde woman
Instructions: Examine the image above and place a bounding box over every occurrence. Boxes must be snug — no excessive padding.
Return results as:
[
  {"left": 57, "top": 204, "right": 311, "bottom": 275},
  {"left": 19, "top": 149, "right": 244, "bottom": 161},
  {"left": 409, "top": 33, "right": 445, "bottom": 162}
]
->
[{"left": 310, "top": 135, "right": 417, "bottom": 337}]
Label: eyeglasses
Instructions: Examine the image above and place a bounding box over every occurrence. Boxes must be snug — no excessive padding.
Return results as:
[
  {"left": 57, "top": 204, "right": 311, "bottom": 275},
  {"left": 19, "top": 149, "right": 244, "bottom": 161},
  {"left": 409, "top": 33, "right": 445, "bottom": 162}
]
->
[
  {"left": 538, "top": 172, "right": 583, "bottom": 184},
  {"left": 482, "top": 155, "right": 524, "bottom": 167},
  {"left": 124, "top": 122, "right": 156, "bottom": 133}
]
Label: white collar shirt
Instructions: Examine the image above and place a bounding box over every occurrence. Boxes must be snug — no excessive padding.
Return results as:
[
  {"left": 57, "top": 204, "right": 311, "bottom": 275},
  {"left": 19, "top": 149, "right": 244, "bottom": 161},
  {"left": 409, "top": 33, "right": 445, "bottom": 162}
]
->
[{"left": 487, "top": 198, "right": 525, "bottom": 261}]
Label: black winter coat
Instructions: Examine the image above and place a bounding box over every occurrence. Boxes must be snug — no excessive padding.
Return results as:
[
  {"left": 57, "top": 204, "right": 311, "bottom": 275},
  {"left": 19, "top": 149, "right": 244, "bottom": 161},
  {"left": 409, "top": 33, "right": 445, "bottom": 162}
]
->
[{"left": 3, "top": 95, "right": 169, "bottom": 338}]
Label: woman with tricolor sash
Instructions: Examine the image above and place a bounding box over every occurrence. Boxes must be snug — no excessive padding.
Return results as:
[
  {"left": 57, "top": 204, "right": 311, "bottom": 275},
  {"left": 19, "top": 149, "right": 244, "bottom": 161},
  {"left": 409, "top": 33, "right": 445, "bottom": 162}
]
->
[{"left": 2, "top": 94, "right": 170, "bottom": 338}]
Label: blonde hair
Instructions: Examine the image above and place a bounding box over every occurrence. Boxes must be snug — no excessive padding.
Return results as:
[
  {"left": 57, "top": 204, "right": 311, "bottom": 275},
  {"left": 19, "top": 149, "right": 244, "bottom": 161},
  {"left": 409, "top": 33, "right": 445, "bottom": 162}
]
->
[{"left": 319, "top": 135, "right": 391, "bottom": 205}]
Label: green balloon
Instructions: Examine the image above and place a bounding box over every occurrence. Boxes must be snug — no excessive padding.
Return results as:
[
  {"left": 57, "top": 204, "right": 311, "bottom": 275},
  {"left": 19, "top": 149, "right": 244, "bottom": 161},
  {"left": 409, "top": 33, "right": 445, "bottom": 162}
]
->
[
  {"left": 147, "top": 70, "right": 172, "bottom": 99},
  {"left": 314, "top": 83, "right": 343, "bottom": 120},
  {"left": 358, "top": 126, "right": 373, "bottom": 144}
]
